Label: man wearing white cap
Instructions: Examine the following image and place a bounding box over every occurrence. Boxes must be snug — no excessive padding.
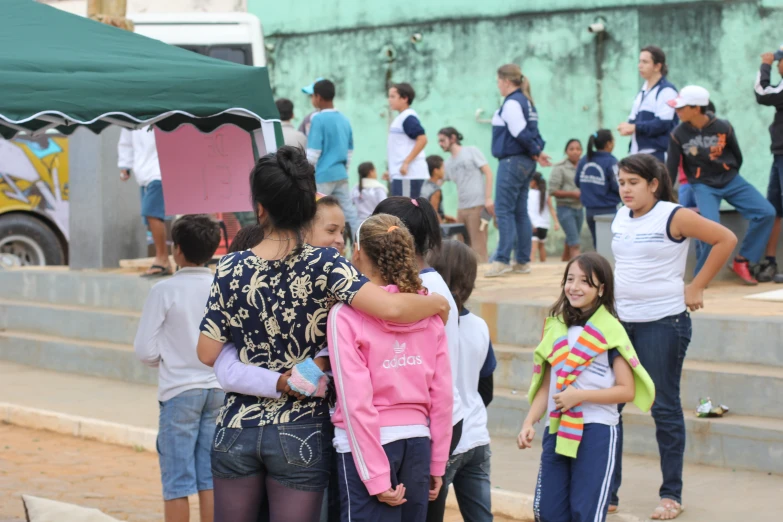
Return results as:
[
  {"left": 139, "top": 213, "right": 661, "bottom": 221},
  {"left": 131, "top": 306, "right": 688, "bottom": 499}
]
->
[
  {"left": 666, "top": 85, "right": 775, "bottom": 285},
  {"left": 754, "top": 46, "right": 783, "bottom": 282}
]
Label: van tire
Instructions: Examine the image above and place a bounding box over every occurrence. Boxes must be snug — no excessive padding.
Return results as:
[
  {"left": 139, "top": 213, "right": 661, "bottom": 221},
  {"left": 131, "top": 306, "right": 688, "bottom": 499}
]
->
[{"left": 0, "top": 214, "right": 65, "bottom": 266}]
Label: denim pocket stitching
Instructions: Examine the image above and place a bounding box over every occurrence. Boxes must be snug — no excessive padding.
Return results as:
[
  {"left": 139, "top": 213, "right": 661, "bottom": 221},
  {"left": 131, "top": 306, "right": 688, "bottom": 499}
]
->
[
  {"left": 278, "top": 424, "right": 323, "bottom": 468},
  {"left": 213, "top": 427, "right": 242, "bottom": 453}
]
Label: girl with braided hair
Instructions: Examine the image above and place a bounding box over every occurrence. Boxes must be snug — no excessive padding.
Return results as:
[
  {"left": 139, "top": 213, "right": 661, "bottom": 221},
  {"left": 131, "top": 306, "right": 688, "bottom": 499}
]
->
[{"left": 327, "top": 213, "right": 453, "bottom": 521}]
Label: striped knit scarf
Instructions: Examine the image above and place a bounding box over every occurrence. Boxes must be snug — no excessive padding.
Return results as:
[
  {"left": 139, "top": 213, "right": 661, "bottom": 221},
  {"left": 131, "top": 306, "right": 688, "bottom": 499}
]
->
[{"left": 546, "top": 322, "right": 609, "bottom": 458}]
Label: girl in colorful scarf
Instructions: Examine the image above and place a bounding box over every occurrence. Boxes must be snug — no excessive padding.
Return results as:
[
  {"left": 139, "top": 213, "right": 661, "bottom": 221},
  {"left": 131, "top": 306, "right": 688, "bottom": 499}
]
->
[{"left": 518, "top": 253, "right": 655, "bottom": 522}]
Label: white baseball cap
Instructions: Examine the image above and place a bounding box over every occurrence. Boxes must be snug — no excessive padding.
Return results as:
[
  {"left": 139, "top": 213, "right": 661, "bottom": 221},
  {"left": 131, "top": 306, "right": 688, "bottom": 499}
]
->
[{"left": 667, "top": 85, "right": 710, "bottom": 109}]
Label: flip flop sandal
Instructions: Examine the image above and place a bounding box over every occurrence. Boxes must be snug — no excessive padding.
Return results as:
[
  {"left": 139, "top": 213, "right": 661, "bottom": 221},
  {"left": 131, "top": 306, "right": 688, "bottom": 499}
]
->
[
  {"left": 140, "top": 265, "right": 172, "bottom": 278},
  {"left": 607, "top": 505, "right": 619, "bottom": 515},
  {"left": 651, "top": 501, "right": 684, "bottom": 520}
]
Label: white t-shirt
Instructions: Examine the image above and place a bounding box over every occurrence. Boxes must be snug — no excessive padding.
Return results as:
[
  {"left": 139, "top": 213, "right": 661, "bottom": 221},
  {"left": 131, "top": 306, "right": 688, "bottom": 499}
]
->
[
  {"left": 612, "top": 201, "right": 690, "bottom": 323},
  {"left": 444, "top": 146, "right": 489, "bottom": 209},
  {"left": 527, "top": 189, "right": 550, "bottom": 229},
  {"left": 387, "top": 108, "right": 429, "bottom": 181},
  {"left": 117, "top": 127, "right": 162, "bottom": 187},
  {"left": 420, "top": 268, "right": 464, "bottom": 425},
  {"left": 545, "top": 326, "right": 620, "bottom": 427},
  {"left": 351, "top": 178, "right": 388, "bottom": 221},
  {"left": 133, "top": 268, "right": 221, "bottom": 402},
  {"left": 453, "top": 311, "right": 491, "bottom": 455}
]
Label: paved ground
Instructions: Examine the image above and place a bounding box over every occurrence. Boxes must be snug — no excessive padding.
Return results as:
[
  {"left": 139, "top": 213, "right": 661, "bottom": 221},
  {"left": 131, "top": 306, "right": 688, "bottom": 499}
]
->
[
  {"left": 2, "top": 362, "right": 782, "bottom": 521},
  {"left": 0, "top": 424, "right": 511, "bottom": 522}
]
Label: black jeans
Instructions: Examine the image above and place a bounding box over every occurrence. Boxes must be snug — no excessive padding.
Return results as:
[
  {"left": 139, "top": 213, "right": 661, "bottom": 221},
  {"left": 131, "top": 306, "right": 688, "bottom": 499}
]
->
[{"left": 610, "top": 311, "right": 691, "bottom": 505}]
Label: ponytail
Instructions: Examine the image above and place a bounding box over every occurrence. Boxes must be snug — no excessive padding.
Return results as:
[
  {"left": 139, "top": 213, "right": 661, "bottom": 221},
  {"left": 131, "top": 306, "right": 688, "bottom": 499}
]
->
[
  {"left": 521, "top": 75, "right": 534, "bottom": 106},
  {"left": 531, "top": 172, "right": 546, "bottom": 213},
  {"left": 617, "top": 154, "right": 676, "bottom": 203},
  {"left": 357, "top": 162, "right": 375, "bottom": 195},
  {"left": 587, "top": 129, "right": 614, "bottom": 160}
]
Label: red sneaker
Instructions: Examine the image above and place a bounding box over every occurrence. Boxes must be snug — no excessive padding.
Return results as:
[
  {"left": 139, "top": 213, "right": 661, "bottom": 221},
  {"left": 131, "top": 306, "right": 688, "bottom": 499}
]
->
[{"left": 731, "top": 259, "right": 758, "bottom": 285}]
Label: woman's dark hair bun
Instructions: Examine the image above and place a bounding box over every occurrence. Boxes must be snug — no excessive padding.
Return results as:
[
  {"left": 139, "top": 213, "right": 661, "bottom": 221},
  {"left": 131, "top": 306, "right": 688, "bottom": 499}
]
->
[{"left": 249, "top": 145, "right": 317, "bottom": 240}]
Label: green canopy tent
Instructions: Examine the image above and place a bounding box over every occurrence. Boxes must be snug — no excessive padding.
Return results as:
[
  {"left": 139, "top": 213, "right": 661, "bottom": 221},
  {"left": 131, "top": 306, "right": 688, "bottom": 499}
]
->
[{"left": 0, "top": 0, "right": 281, "bottom": 143}]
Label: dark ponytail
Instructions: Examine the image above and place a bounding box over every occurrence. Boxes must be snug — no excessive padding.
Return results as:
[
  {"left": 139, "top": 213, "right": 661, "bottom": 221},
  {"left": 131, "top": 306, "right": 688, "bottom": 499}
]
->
[
  {"left": 531, "top": 171, "right": 547, "bottom": 213},
  {"left": 617, "top": 153, "right": 675, "bottom": 203},
  {"left": 587, "top": 129, "right": 614, "bottom": 160},
  {"left": 357, "top": 162, "right": 374, "bottom": 195},
  {"left": 249, "top": 145, "right": 317, "bottom": 248},
  {"left": 438, "top": 126, "right": 463, "bottom": 145},
  {"left": 373, "top": 196, "right": 442, "bottom": 256},
  {"left": 641, "top": 45, "right": 668, "bottom": 76}
]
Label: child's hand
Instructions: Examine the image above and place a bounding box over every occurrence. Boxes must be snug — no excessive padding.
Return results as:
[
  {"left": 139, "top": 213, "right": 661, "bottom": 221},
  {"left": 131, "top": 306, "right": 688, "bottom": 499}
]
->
[
  {"left": 517, "top": 423, "right": 535, "bottom": 449},
  {"left": 377, "top": 484, "right": 407, "bottom": 506},
  {"left": 314, "top": 356, "right": 330, "bottom": 372},
  {"left": 276, "top": 370, "right": 292, "bottom": 393},
  {"left": 553, "top": 386, "right": 583, "bottom": 412},
  {"left": 428, "top": 476, "right": 443, "bottom": 501}
]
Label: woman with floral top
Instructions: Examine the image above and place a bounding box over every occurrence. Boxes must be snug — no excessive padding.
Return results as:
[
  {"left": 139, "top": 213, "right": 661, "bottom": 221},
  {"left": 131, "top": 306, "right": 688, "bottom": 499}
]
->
[{"left": 196, "top": 146, "right": 449, "bottom": 522}]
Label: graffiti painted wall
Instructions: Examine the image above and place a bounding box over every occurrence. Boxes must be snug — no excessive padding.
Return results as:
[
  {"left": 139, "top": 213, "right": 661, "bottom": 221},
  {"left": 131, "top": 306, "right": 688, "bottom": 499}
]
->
[{"left": 0, "top": 136, "right": 70, "bottom": 239}]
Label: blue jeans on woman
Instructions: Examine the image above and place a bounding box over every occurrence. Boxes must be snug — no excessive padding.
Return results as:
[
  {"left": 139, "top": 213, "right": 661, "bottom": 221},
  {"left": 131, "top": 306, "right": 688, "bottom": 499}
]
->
[
  {"left": 691, "top": 176, "right": 775, "bottom": 274},
  {"left": 494, "top": 155, "right": 536, "bottom": 265},
  {"left": 556, "top": 206, "right": 585, "bottom": 247},
  {"left": 610, "top": 311, "right": 691, "bottom": 506}
]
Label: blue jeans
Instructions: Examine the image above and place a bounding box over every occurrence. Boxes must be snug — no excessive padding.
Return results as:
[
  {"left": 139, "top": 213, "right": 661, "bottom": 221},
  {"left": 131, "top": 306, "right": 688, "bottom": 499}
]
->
[
  {"left": 441, "top": 444, "right": 492, "bottom": 522},
  {"left": 535, "top": 425, "right": 618, "bottom": 522},
  {"left": 338, "top": 437, "right": 430, "bottom": 522},
  {"left": 585, "top": 206, "right": 617, "bottom": 249},
  {"left": 678, "top": 184, "right": 706, "bottom": 262},
  {"left": 766, "top": 154, "right": 783, "bottom": 217},
  {"left": 556, "top": 206, "right": 584, "bottom": 247},
  {"left": 158, "top": 388, "right": 225, "bottom": 500},
  {"left": 317, "top": 179, "right": 361, "bottom": 239},
  {"left": 391, "top": 178, "right": 426, "bottom": 199},
  {"left": 610, "top": 311, "right": 691, "bottom": 506},
  {"left": 494, "top": 155, "right": 536, "bottom": 264},
  {"left": 692, "top": 176, "right": 775, "bottom": 273},
  {"left": 212, "top": 420, "right": 332, "bottom": 492}
]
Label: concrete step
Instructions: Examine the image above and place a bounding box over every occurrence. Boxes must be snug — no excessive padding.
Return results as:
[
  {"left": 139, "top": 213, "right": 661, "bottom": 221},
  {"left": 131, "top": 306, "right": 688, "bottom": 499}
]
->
[
  {"left": 0, "top": 269, "right": 153, "bottom": 312},
  {"left": 473, "top": 299, "right": 783, "bottom": 367},
  {"left": 493, "top": 344, "right": 783, "bottom": 419},
  {"left": 0, "top": 299, "right": 139, "bottom": 346},
  {"left": 487, "top": 386, "right": 783, "bottom": 475},
  {"left": 0, "top": 330, "right": 156, "bottom": 386}
]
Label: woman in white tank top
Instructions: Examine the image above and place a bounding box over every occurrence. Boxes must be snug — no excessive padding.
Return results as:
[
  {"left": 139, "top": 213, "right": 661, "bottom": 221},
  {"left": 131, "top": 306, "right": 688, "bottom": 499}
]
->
[{"left": 609, "top": 154, "right": 736, "bottom": 520}]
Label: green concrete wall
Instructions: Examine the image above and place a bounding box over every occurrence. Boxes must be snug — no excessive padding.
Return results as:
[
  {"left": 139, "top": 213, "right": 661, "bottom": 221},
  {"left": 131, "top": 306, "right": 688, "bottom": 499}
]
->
[{"left": 250, "top": 0, "right": 783, "bottom": 246}]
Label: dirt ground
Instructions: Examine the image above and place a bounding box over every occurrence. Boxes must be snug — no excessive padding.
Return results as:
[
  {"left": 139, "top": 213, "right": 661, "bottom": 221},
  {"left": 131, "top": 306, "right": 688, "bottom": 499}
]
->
[{"left": 0, "top": 423, "right": 514, "bottom": 522}]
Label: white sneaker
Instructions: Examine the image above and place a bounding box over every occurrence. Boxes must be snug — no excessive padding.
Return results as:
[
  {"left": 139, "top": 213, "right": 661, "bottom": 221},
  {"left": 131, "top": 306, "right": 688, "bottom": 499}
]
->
[
  {"left": 512, "top": 263, "right": 532, "bottom": 274},
  {"left": 485, "top": 262, "right": 512, "bottom": 278}
]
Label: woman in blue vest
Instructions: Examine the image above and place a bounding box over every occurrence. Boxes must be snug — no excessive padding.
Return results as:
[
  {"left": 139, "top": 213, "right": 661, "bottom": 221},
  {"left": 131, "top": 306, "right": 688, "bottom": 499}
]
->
[
  {"left": 618, "top": 45, "right": 678, "bottom": 163},
  {"left": 487, "top": 64, "right": 550, "bottom": 278},
  {"left": 576, "top": 129, "right": 621, "bottom": 248}
]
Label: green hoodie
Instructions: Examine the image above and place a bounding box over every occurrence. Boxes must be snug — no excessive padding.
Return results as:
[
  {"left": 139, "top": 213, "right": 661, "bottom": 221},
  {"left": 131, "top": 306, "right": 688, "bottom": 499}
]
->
[{"left": 528, "top": 305, "right": 655, "bottom": 457}]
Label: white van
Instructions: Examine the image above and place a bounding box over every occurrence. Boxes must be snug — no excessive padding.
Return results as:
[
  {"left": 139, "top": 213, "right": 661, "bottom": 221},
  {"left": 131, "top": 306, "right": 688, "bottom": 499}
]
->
[
  {"left": 0, "top": 11, "right": 266, "bottom": 265},
  {"left": 131, "top": 12, "right": 266, "bottom": 67}
]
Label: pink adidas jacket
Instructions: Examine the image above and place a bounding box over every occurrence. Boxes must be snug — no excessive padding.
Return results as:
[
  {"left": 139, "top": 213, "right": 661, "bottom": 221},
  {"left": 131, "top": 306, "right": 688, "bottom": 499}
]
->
[{"left": 328, "top": 286, "right": 453, "bottom": 496}]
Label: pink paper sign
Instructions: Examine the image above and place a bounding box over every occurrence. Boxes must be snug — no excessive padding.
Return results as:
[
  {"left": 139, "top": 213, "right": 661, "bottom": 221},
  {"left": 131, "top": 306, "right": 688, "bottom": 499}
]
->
[{"left": 155, "top": 124, "right": 255, "bottom": 215}]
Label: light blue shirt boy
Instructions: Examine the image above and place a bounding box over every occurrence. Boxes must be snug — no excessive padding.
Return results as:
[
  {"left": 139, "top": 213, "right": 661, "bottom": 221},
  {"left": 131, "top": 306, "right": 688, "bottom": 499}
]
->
[{"left": 306, "top": 109, "right": 354, "bottom": 184}]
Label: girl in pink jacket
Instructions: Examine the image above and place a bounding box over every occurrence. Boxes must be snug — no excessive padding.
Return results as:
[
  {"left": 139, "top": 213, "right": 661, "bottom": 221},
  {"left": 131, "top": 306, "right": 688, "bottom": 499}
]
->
[{"left": 329, "top": 213, "right": 453, "bottom": 522}]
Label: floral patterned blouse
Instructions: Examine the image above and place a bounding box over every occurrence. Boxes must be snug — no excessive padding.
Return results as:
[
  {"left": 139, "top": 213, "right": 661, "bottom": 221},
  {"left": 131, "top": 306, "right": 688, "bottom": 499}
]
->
[{"left": 200, "top": 245, "right": 368, "bottom": 428}]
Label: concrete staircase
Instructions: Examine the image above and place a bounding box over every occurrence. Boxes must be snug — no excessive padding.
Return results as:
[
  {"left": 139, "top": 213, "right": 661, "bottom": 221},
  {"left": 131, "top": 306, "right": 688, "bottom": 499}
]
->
[
  {"left": 1, "top": 268, "right": 781, "bottom": 475},
  {"left": 472, "top": 298, "right": 783, "bottom": 475},
  {"left": 0, "top": 270, "right": 156, "bottom": 385}
]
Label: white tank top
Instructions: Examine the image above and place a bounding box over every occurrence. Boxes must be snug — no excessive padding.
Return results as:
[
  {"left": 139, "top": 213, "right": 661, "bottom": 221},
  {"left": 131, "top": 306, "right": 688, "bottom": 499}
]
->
[
  {"left": 387, "top": 108, "right": 429, "bottom": 180},
  {"left": 612, "top": 201, "right": 690, "bottom": 323}
]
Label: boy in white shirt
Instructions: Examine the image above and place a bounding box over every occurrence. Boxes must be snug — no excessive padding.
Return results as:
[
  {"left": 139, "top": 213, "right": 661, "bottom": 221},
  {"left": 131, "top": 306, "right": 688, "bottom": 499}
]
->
[
  {"left": 427, "top": 240, "right": 496, "bottom": 522},
  {"left": 387, "top": 82, "right": 429, "bottom": 198},
  {"left": 134, "top": 214, "right": 224, "bottom": 522}
]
